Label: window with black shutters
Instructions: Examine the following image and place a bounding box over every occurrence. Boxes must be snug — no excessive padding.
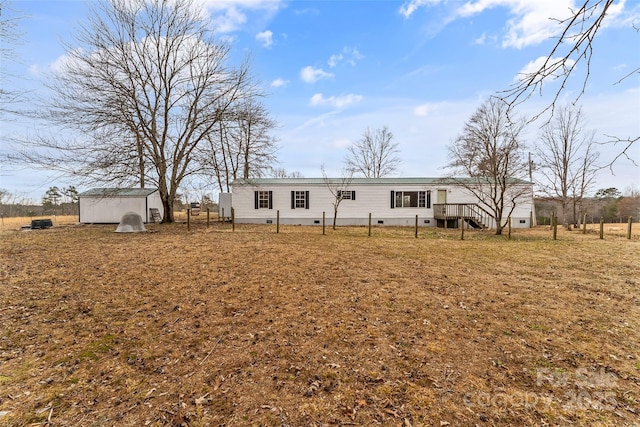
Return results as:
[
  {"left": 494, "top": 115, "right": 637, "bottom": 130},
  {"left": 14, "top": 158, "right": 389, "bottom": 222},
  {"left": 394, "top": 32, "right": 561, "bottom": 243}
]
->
[
  {"left": 337, "top": 190, "right": 356, "bottom": 200},
  {"left": 291, "top": 190, "right": 309, "bottom": 209},
  {"left": 254, "top": 191, "right": 273, "bottom": 209}
]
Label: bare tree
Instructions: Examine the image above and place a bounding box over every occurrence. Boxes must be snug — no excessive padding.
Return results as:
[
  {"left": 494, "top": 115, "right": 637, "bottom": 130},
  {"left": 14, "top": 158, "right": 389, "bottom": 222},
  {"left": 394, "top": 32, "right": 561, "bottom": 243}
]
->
[
  {"left": 0, "top": 0, "right": 24, "bottom": 117},
  {"left": 345, "top": 126, "right": 401, "bottom": 178},
  {"left": 569, "top": 140, "right": 599, "bottom": 225},
  {"left": 0, "top": 189, "right": 37, "bottom": 217},
  {"left": 203, "top": 99, "right": 277, "bottom": 194},
  {"left": 624, "top": 183, "right": 640, "bottom": 198},
  {"left": 321, "top": 165, "right": 353, "bottom": 230},
  {"left": 271, "top": 168, "right": 303, "bottom": 178},
  {"left": 500, "top": 0, "right": 638, "bottom": 165},
  {"left": 618, "top": 185, "right": 640, "bottom": 220},
  {"left": 536, "top": 105, "right": 599, "bottom": 228},
  {"left": 447, "top": 97, "right": 531, "bottom": 235},
  {"left": 237, "top": 100, "right": 278, "bottom": 180},
  {"left": 7, "top": 0, "right": 256, "bottom": 222}
]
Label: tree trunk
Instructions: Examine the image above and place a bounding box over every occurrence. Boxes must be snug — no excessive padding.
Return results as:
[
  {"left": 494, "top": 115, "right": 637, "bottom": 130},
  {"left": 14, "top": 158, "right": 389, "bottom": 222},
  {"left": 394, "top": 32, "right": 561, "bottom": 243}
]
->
[
  {"left": 157, "top": 175, "right": 174, "bottom": 223},
  {"left": 161, "top": 194, "right": 174, "bottom": 223},
  {"left": 137, "top": 134, "right": 145, "bottom": 188}
]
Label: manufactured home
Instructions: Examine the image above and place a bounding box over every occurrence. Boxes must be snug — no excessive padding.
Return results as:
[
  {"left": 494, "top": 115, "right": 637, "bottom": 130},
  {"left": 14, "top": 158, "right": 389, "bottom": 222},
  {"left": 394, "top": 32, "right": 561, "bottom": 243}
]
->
[
  {"left": 78, "top": 188, "right": 163, "bottom": 224},
  {"left": 230, "top": 178, "right": 534, "bottom": 229}
]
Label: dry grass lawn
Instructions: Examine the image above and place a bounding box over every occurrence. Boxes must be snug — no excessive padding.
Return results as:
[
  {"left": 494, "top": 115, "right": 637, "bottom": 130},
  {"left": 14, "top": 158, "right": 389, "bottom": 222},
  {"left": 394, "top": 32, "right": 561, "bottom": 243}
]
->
[{"left": 1, "top": 218, "right": 639, "bottom": 426}]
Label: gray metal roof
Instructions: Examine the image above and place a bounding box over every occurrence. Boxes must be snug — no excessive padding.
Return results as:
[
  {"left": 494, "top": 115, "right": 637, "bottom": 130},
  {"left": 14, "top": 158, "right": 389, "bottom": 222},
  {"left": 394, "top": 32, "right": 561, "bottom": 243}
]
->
[
  {"left": 232, "top": 177, "right": 532, "bottom": 186},
  {"left": 78, "top": 188, "right": 158, "bottom": 198}
]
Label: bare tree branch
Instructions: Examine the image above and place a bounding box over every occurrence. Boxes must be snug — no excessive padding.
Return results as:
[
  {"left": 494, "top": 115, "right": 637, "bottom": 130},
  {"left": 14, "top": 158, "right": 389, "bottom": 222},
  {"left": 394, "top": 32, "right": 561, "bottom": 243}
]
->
[
  {"left": 6, "top": 0, "right": 261, "bottom": 222},
  {"left": 446, "top": 97, "right": 531, "bottom": 235},
  {"left": 321, "top": 164, "right": 354, "bottom": 230},
  {"left": 598, "top": 134, "right": 640, "bottom": 172},
  {"left": 0, "top": 0, "right": 26, "bottom": 117},
  {"left": 535, "top": 105, "right": 600, "bottom": 227},
  {"left": 500, "top": 0, "right": 615, "bottom": 121},
  {"left": 498, "top": 0, "right": 638, "bottom": 169},
  {"left": 200, "top": 98, "right": 278, "bottom": 194},
  {"left": 345, "top": 126, "right": 401, "bottom": 178}
]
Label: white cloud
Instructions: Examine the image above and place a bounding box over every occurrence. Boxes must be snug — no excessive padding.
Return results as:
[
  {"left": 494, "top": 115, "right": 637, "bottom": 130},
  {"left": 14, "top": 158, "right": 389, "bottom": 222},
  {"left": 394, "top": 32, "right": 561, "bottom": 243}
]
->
[
  {"left": 328, "top": 53, "right": 343, "bottom": 68},
  {"left": 473, "top": 32, "right": 487, "bottom": 45},
  {"left": 613, "top": 63, "right": 627, "bottom": 72},
  {"left": 345, "top": 47, "right": 364, "bottom": 65},
  {"left": 209, "top": 5, "right": 247, "bottom": 33},
  {"left": 270, "top": 78, "right": 289, "bottom": 88},
  {"left": 457, "top": 0, "right": 574, "bottom": 49},
  {"left": 49, "top": 51, "right": 82, "bottom": 74},
  {"left": 332, "top": 137, "right": 352, "bottom": 149},
  {"left": 399, "top": 0, "right": 640, "bottom": 49},
  {"left": 28, "top": 64, "right": 41, "bottom": 76},
  {"left": 399, "top": 0, "right": 443, "bottom": 19},
  {"left": 300, "top": 66, "right": 334, "bottom": 83},
  {"left": 472, "top": 32, "right": 498, "bottom": 45},
  {"left": 292, "top": 7, "right": 320, "bottom": 17},
  {"left": 256, "top": 30, "right": 273, "bottom": 47},
  {"left": 309, "top": 93, "right": 363, "bottom": 109},
  {"left": 202, "top": 0, "right": 284, "bottom": 33},
  {"left": 328, "top": 47, "right": 364, "bottom": 68},
  {"left": 601, "top": 0, "right": 640, "bottom": 28},
  {"left": 413, "top": 103, "right": 438, "bottom": 117}
]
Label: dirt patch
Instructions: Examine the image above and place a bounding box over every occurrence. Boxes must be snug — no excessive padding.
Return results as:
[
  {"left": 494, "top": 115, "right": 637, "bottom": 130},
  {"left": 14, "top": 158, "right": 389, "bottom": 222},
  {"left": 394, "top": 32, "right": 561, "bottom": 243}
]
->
[{"left": 1, "top": 221, "right": 639, "bottom": 426}]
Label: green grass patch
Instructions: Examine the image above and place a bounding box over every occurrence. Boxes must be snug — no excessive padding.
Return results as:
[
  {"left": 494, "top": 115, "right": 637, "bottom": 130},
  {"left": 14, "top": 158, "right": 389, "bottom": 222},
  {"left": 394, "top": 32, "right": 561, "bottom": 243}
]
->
[
  {"left": 529, "top": 323, "right": 549, "bottom": 332},
  {"left": 78, "top": 334, "right": 116, "bottom": 361}
]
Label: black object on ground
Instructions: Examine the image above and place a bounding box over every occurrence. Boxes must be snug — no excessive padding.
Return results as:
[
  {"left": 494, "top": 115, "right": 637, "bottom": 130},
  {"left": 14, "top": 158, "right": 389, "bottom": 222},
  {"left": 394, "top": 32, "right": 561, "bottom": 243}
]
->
[{"left": 31, "top": 219, "right": 53, "bottom": 229}]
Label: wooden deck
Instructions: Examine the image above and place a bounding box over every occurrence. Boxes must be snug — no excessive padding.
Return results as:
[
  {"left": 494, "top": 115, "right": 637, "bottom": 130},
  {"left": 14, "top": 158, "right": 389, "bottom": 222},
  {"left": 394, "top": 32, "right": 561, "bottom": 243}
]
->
[{"left": 433, "top": 203, "right": 492, "bottom": 229}]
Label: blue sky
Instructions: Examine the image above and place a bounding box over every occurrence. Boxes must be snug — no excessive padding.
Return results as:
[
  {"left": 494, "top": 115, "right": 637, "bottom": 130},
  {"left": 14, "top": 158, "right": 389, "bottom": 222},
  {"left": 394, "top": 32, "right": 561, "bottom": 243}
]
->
[{"left": 1, "top": 0, "right": 639, "bottom": 201}]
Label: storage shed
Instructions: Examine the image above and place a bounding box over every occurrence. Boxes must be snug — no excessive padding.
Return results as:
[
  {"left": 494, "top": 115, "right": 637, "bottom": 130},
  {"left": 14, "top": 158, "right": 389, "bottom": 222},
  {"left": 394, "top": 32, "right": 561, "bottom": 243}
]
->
[{"left": 78, "top": 188, "right": 163, "bottom": 224}]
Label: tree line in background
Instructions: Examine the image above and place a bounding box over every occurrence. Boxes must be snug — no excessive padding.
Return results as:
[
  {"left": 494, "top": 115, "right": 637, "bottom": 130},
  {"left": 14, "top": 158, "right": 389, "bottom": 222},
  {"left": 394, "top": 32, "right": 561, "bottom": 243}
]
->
[
  {"left": 0, "top": 186, "right": 78, "bottom": 217},
  {"left": 536, "top": 186, "right": 640, "bottom": 225},
  {"left": 1, "top": 0, "right": 637, "bottom": 228}
]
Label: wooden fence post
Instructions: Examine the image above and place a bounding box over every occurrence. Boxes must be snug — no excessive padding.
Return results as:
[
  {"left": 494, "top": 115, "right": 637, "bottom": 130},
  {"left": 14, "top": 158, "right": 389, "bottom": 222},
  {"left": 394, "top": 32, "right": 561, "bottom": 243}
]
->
[
  {"left": 628, "top": 217, "right": 633, "bottom": 240},
  {"left": 187, "top": 208, "right": 191, "bottom": 232},
  {"left": 508, "top": 217, "right": 512, "bottom": 240},
  {"left": 599, "top": 217, "right": 604, "bottom": 239},
  {"left": 221, "top": 208, "right": 224, "bottom": 223},
  {"left": 415, "top": 215, "right": 418, "bottom": 238},
  {"left": 368, "top": 213, "right": 372, "bottom": 237},
  {"left": 206, "top": 208, "right": 210, "bottom": 228},
  {"left": 231, "top": 208, "right": 235, "bottom": 232},
  {"left": 552, "top": 213, "right": 557, "bottom": 240},
  {"left": 277, "top": 210, "right": 280, "bottom": 234},
  {"left": 460, "top": 217, "right": 464, "bottom": 240},
  {"left": 322, "top": 211, "right": 325, "bottom": 235},
  {"left": 583, "top": 213, "right": 587, "bottom": 234}
]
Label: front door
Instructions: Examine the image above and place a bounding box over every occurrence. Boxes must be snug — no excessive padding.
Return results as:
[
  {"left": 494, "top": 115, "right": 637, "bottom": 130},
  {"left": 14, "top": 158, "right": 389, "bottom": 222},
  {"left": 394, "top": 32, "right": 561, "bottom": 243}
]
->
[{"left": 437, "top": 189, "right": 447, "bottom": 204}]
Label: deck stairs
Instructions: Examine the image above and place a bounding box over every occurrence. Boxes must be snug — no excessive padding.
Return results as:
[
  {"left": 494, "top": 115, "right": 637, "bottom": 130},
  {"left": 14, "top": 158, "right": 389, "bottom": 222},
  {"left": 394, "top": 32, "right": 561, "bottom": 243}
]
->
[{"left": 433, "top": 203, "right": 492, "bottom": 229}]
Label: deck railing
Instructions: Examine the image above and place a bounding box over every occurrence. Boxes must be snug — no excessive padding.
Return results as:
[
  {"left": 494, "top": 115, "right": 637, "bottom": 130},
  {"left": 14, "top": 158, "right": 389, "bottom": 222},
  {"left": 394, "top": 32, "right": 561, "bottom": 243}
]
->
[{"left": 433, "top": 203, "right": 493, "bottom": 229}]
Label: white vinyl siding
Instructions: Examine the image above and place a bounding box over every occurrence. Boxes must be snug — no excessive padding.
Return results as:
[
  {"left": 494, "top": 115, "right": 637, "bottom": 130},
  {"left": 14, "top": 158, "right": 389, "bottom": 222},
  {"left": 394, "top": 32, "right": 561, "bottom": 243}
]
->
[{"left": 230, "top": 179, "right": 533, "bottom": 228}]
